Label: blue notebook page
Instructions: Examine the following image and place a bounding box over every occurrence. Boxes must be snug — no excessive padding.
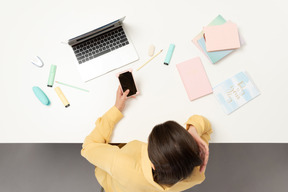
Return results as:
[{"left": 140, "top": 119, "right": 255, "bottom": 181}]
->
[{"left": 198, "top": 37, "right": 233, "bottom": 64}]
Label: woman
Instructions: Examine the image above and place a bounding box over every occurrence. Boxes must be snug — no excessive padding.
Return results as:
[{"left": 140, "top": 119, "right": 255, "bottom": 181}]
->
[{"left": 81, "top": 87, "right": 212, "bottom": 192}]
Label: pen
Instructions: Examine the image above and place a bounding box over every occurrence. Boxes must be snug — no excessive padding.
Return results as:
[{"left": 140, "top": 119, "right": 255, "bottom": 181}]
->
[{"left": 55, "top": 81, "right": 89, "bottom": 92}]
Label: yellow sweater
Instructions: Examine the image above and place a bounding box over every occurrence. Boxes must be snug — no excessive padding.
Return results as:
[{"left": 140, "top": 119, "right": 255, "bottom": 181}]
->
[{"left": 81, "top": 106, "right": 213, "bottom": 192}]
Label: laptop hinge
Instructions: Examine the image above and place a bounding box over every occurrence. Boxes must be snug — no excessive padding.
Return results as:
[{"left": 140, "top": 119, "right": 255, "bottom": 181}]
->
[{"left": 68, "top": 21, "right": 122, "bottom": 46}]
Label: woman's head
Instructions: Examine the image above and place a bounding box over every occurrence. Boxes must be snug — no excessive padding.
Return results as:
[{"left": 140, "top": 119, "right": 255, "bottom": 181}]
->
[{"left": 148, "top": 121, "right": 202, "bottom": 186}]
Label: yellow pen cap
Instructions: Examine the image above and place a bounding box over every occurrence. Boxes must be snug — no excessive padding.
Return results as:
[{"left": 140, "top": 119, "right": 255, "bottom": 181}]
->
[{"left": 54, "top": 87, "right": 70, "bottom": 108}]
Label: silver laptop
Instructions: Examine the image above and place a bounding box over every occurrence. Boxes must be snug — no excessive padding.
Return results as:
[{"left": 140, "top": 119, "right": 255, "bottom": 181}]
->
[{"left": 68, "top": 17, "right": 138, "bottom": 82}]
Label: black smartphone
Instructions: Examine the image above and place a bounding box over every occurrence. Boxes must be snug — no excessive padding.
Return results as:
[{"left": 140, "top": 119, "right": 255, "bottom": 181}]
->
[{"left": 118, "top": 71, "right": 138, "bottom": 97}]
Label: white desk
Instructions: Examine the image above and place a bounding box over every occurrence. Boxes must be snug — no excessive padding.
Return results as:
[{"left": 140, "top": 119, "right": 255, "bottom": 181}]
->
[{"left": 1, "top": 0, "right": 288, "bottom": 143}]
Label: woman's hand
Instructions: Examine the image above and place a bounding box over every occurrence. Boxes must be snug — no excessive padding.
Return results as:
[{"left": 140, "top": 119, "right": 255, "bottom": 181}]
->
[
  {"left": 188, "top": 125, "right": 209, "bottom": 173},
  {"left": 115, "top": 86, "right": 130, "bottom": 112}
]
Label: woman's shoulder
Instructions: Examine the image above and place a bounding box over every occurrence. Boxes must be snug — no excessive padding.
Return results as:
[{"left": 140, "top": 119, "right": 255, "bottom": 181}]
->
[
  {"left": 112, "top": 140, "right": 147, "bottom": 172},
  {"left": 125, "top": 140, "right": 147, "bottom": 149},
  {"left": 117, "top": 140, "right": 147, "bottom": 158}
]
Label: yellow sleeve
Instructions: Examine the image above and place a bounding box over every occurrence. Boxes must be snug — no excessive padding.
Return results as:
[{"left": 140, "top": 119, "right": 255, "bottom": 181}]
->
[
  {"left": 185, "top": 115, "right": 213, "bottom": 144},
  {"left": 81, "top": 106, "right": 123, "bottom": 174}
]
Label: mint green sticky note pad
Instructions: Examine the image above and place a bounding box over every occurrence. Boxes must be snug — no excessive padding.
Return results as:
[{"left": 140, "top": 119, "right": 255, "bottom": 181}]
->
[{"left": 208, "top": 15, "right": 226, "bottom": 26}]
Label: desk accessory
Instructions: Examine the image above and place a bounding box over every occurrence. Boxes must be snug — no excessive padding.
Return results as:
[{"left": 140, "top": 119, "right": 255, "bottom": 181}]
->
[
  {"left": 55, "top": 81, "right": 89, "bottom": 92},
  {"left": 31, "top": 56, "right": 44, "bottom": 68},
  {"left": 198, "top": 32, "right": 245, "bottom": 64},
  {"left": 47, "top": 65, "right": 57, "bottom": 87},
  {"left": 54, "top": 87, "right": 70, "bottom": 108},
  {"left": 213, "top": 71, "right": 260, "bottom": 114},
  {"left": 192, "top": 15, "right": 227, "bottom": 62},
  {"left": 164, "top": 44, "right": 175, "bottom": 65},
  {"left": 198, "top": 37, "right": 233, "bottom": 64},
  {"left": 137, "top": 49, "right": 163, "bottom": 71},
  {"left": 148, "top": 44, "right": 155, "bottom": 56},
  {"left": 32, "top": 86, "right": 50, "bottom": 105},
  {"left": 176, "top": 57, "right": 212, "bottom": 101},
  {"left": 193, "top": 15, "right": 244, "bottom": 64},
  {"left": 203, "top": 21, "right": 240, "bottom": 52}
]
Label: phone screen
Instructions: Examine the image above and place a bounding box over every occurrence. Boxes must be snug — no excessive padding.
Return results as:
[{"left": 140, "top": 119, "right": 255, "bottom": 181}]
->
[{"left": 118, "top": 71, "right": 137, "bottom": 97}]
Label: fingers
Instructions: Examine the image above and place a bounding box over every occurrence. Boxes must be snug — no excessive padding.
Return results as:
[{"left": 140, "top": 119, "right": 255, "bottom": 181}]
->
[
  {"left": 200, "top": 163, "right": 207, "bottom": 173},
  {"left": 200, "top": 149, "right": 209, "bottom": 172},
  {"left": 123, "top": 89, "right": 130, "bottom": 97},
  {"left": 198, "top": 141, "right": 209, "bottom": 173},
  {"left": 120, "top": 89, "right": 130, "bottom": 101},
  {"left": 117, "top": 86, "right": 129, "bottom": 98},
  {"left": 199, "top": 152, "right": 207, "bottom": 172},
  {"left": 115, "top": 88, "right": 129, "bottom": 112}
]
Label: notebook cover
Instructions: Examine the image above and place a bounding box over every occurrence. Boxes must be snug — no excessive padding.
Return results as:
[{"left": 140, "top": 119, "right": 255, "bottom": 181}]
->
[
  {"left": 176, "top": 57, "right": 213, "bottom": 101},
  {"left": 192, "top": 15, "right": 227, "bottom": 62},
  {"left": 213, "top": 71, "right": 260, "bottom": 114},
  {"left": 204, "top": 21, "right": 241, "bottom": 52}
]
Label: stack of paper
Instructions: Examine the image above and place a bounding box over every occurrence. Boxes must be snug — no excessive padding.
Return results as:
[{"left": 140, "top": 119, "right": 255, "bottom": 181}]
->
[{"left": 192, "top": 15, "right": 244, "bottom": 64}]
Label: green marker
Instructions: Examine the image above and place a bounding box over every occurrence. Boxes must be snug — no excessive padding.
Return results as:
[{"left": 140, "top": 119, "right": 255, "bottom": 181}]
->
[{"left": 47, "top": 65, "right": 57, "bottom": 87}]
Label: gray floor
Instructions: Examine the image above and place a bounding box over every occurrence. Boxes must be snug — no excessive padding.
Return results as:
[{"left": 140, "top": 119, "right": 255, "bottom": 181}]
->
[{"left": 0, "top": 144, "right": 287, "bottom": 192}]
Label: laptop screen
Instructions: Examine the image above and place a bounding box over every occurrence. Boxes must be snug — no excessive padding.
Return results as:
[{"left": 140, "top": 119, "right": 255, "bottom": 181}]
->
[{"left": 68, "top": 17, "right": 125, "bottom": 46}]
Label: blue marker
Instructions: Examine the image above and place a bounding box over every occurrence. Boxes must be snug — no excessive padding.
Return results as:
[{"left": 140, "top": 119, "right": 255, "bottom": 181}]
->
[
  {"left": 32, "top": 86, "right": 50, "bottom": 106},
  {"left": 164, "top": 44, "right": 175, "bottom": 65}
]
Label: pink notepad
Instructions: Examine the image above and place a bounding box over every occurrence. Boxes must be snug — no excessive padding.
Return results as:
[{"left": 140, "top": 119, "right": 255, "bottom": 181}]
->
[
  {"left": 203, "top": 21, "right": 241, "bottom": 52},
  {"left": 176, "top": 57, "right": 213, "bottom": 101}
]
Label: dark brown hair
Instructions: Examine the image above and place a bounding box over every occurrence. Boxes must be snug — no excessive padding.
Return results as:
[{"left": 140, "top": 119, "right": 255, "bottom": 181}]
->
[{"left": 148, "top": 121, "right": 202, "bottom": 186}]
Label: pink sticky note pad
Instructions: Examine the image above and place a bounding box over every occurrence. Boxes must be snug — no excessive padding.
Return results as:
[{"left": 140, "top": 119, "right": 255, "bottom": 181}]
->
[
  {"left": 203, "top": 21, "right": 241, "bottom": 52},
  {"left": 176, "top": 57, "right": 213, "bottom": 101}
]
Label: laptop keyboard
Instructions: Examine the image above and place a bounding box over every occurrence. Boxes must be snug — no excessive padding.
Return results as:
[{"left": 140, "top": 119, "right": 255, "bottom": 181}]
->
[{"left": 72, "top": 26, "right": 130, "bottom": 64}]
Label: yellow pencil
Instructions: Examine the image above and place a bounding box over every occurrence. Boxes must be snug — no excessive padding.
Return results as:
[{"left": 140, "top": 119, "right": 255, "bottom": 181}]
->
[{"left": 137, "top": 49, "right": 163, "bottom": 71}]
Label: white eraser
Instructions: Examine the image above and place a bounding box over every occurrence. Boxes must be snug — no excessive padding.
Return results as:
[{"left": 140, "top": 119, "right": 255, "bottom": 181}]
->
[{"left": 148, "top": 45, "right": 155, "bottom": 56}]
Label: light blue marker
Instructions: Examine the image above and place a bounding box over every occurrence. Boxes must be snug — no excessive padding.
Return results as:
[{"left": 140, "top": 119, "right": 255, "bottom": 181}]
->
[
  {"left": 164, "top": 44, "right": 175, "bottom": 65},
  {"left": 32, "top": 86, "right": 50, "bottom": 106}
]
